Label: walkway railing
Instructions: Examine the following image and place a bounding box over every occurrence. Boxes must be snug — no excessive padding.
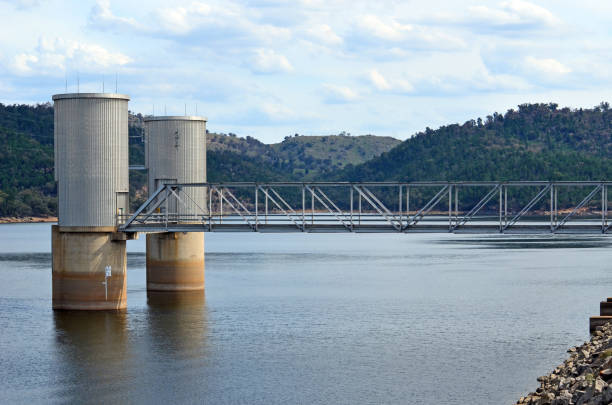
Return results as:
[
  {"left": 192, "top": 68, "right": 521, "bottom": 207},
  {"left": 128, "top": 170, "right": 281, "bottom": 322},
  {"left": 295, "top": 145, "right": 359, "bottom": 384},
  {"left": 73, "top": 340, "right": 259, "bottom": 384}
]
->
[{"left": 118, "top": 181, "right": 612, "bottom": 234}]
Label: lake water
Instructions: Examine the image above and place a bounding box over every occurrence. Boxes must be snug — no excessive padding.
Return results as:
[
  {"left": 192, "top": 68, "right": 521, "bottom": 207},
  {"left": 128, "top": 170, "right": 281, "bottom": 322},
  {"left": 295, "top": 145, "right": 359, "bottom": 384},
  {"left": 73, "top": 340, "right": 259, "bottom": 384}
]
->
[{"left": 1, "top": 223, "right": 611, "bottom": 404}]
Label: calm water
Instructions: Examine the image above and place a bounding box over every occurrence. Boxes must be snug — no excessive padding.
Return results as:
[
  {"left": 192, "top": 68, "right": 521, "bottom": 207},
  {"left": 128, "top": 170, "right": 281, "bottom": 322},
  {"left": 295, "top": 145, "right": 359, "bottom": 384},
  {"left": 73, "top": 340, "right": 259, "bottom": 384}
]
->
[{"left": 1, "top": 223, "right": 611, "bottom": 404}]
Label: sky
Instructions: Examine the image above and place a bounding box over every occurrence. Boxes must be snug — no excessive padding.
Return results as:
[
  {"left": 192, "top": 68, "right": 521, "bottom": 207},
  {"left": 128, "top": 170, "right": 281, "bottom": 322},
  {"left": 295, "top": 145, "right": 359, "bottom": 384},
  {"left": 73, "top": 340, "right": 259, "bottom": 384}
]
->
[{"left": 0, "top": 0, "right": 610, "bottom": 143}]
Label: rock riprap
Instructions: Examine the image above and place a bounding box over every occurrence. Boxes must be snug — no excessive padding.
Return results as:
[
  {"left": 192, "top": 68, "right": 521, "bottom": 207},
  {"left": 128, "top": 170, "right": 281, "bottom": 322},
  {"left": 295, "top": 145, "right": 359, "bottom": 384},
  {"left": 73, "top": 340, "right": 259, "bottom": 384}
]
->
[{"left": 517, "top": 322, "right": 612, "bottom": 404}]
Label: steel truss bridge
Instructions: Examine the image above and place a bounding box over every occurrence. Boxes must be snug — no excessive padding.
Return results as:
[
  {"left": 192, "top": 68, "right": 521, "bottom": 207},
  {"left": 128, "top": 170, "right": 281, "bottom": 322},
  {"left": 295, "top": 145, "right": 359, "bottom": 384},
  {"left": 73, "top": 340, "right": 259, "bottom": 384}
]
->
[{"left": 119, "top": 181, "right": 612, "bottom": 234}]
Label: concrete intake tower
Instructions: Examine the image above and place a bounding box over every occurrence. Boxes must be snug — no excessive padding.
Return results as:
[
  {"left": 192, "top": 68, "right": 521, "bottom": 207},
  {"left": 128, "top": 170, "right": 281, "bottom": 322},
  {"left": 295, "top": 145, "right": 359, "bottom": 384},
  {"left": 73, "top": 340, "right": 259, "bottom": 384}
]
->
[
  {"left": 144, "top": 116, "right": 207, "bottom": 292},
  {"left": 52, "top": 93, "right": 131, "bottom": 310}
]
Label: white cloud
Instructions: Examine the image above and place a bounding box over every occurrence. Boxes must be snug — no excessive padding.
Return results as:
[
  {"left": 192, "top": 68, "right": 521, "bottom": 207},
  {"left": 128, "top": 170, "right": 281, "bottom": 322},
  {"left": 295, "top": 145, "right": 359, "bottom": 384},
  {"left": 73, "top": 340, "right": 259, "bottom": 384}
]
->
[
  {"left": 357, "top": 15, "right": 413, "bottom": 42},
  {"left": 260, "top": 102, "right": 296, "bottom": 120},
  {"left": 250, "top": 49, "right": 293, "bottom": 73},
  {"left": 369, "top": 69, "right": 391, "bottom": 91},
  {"left": 13, "top": 54, "right": 39, "bottom": 73},
  {"left": 524, "top": 56, "right": 571, "bottom": 75},
  {"left": 349, "top": 14, "right": 465, "bottom": 53},
  {"left": 395, "top": 79, "right": 415, "bottom": 93},
  {"left": 221, "top": 100, "right": 314, "bottom": 127},
  {"left": 89, "top": 1, "right": 292, "bottom": 50},
  {"left": 364, "top": 59, "right": 531, "bottom": 96},
  {"left": 368, "top": 69, "right": 414, "bottom": 93},
  {"left": 154, "top": 2, "right": 222, "bottom": 35},
  {"left": 305, "top": 24, "right": 343, "bottom": 46},
  {"left": 89, "top": 0, "right": 142, "bottom": 31},
  {"left": 151, "top": 2, "right": 292, "bottom": 46},
  {"left": 2, "top": 0, "right": 612, "bottom": 142},
  {"left": 466, "top": 0, "right": 560, "bottom": 30},
  {"left": 322, "top": 84, "right": 359, "bottom": 103},
  {"left": 11, "top": 37, "right": 131, "bottom": 75},
  {"left": 469, "top": 68, "right": 532, "bottom": 92},
  {"left": 501, "top": 0, "right": 559, "bottom": 25}
]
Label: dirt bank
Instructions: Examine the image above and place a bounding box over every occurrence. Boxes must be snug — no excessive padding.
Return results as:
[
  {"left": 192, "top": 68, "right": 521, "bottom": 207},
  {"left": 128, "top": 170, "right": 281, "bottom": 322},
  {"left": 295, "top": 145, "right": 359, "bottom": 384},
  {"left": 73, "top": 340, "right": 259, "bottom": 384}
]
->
[{"left": 0, "top": 216, "right": 57, "bottom": 224}]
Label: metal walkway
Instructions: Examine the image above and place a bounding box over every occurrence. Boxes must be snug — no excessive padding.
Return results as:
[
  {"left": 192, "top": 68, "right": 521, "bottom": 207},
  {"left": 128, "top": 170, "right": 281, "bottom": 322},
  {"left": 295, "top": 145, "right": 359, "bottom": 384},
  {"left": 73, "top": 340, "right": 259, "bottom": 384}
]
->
[{"left": 118, "top": 181, "right": 612, "bottom": 234}]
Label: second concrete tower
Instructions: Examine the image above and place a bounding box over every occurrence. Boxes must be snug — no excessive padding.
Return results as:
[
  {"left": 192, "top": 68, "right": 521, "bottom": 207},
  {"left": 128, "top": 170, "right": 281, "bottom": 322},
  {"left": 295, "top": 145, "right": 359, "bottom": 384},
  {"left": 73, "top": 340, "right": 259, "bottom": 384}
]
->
[{"left": 145, "top": 116, "right": 207, "bottom": 291}]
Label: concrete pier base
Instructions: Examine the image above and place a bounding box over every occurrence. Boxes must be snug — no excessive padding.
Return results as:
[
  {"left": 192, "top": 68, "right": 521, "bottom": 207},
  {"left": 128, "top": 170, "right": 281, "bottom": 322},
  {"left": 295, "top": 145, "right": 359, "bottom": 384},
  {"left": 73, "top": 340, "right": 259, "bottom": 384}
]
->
[
  {"left": 147, "top": 290, "right": 205, "bottom": 307},
  {"left": 52, "top": 225, "right": 127, "bottom": 310},
  {"left": 590, "top": 316, "right": 612, "bottom": 333},
  {"left": 600, "top": 301, "right": 612, "bottom": 316},
  {"left": 588, "top": 298, "right": 612, "bottom": 333},
  {"left": 146, "top": 232, "right": 204, "bottom": 291}
]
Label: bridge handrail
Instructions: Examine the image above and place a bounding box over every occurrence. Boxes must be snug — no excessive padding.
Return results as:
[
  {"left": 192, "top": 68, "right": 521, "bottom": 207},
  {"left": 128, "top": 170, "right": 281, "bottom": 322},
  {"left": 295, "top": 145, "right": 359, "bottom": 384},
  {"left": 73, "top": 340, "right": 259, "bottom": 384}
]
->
[
  {"left": 119, "top": 181, "right": 612, "bottom": 234},
  {"left": 167, "top": 181, "right": 612, "bottom": 187}
]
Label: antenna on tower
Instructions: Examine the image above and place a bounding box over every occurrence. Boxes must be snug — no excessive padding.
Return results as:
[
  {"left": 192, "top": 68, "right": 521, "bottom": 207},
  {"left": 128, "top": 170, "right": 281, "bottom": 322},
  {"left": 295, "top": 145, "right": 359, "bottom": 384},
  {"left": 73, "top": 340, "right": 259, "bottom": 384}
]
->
[
  {"left": 77, "top": 72, "right": 80, "bottom": 93},
  {"left": 153, "top": 104, "right": 155, "bottom": 116},
  {"left": 195, "top": 104, "right": 198, "bottom": 115},
  {"left": 184, "top": 103, "right": 187, "bottom": 116},
  {"left": 65, "top": 72, "right": 67, "bottom": 92},
  {"left": 102, "top": 75, "right": 105, "bottom": 93}
]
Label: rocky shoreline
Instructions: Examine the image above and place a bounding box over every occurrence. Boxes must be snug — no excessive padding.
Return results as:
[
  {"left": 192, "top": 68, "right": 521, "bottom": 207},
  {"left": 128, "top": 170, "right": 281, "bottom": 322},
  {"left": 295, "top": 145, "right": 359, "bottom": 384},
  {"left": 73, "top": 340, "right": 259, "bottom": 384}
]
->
[
  {"left": 517, "top": 322, "right": 612, "bottom": 404},
  {"left": 0, "top": 216, "right": 57, "bottom": 224}
]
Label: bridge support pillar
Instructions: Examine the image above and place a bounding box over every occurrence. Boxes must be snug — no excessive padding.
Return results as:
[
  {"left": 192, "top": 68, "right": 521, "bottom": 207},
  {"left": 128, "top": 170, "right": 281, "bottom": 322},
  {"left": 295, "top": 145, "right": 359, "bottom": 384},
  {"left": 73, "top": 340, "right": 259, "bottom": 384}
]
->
[
  {"left": 52, "top": 225, "right": 127, "bottom": 310},
  {"left": 146, "top": 232, "right": 204, "bottom": 291}
]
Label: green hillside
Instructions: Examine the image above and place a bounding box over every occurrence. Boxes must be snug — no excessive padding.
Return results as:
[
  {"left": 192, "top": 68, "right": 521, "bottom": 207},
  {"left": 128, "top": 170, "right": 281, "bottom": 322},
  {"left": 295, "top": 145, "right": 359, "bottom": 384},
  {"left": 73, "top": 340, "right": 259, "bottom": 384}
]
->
[
  {"left": 270, "top": 134, "right": 400, "bottom": 178},
  {"left": 0, "top": 103, "right": 54, "bottom": 145},
  {"left": 3, "top": 101, "right": 612, "bottom": 217},
  {"left": 343, "top": 103, "right": 612, "bottom": 182},
  {"left": 0, "top": 125, "right": 55, "bottom": 216},
  {"left": 340, "top": 103, "right": 612, "bottom": 210},
  {"left": 0, "top": 103, "right": 55, "bottom": 217},
  {"left": 0, "top": 104, "right": 398, "bottom": 216},
  {"left": 207, "top": 132, "right": 400, "bottom": 179}
]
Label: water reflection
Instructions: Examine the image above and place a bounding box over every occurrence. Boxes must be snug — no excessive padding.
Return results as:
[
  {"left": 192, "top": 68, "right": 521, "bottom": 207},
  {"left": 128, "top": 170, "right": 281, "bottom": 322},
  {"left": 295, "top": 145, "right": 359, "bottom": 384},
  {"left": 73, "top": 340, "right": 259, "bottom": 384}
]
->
[
  {"left": 145, "top": 291, "right": 209, "bottom": 358},
  {"left": 441, "top": 236, "right": 612, "bottom": 249},
  {"left": 53, "top": 311, "right": 131, "bottom": 403},
  {"left": 14, "top": 225, "right": 612, "bottom": 404},
  {"left": 139, "top": 291, "right": 210, "bottom": 402},
  {"left": 0, "top": 252, "right": 51, "bottom": 268},
  {"left": 51, "top": 293, "right": 210, "bottom": 403}
]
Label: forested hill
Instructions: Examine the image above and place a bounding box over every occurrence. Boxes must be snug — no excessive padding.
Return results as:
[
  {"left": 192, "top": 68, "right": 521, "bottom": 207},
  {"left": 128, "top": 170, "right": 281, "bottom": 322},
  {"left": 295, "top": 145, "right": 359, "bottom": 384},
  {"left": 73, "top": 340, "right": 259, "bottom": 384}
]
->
[
  {"left": 3, "top": 101, "right": 612, "bottom": 218},
  {"left": 0, "top": 103, "right": 55, "bottom": 217},
  {"left": 342, "top": 103, "right": 612, "bottom": 182},
  {"left": 0, "top": 103, "right": 397, "bottom": 217},
  {"left": 207, "top": 132, "right": 400, "bottom": 179}
]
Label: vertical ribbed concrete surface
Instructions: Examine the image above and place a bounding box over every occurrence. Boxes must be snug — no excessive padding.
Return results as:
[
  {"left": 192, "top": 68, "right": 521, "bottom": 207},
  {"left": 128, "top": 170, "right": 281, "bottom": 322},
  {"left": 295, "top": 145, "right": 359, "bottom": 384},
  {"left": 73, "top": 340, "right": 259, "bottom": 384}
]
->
[
  {"left": 52, "top": 226, "right": 127, "bottom": 310},
  {"left": 53, "top": 93, "right": 129, "bottom": 227},
  {"left": 52, "top": 93, "right": 129, "bottom": 310},
  {"left": 146, "top": 232, "right": 204, "bottom": 291},
  {"left": 144, "top": 116, "right": 207, "bottom": 292},
  {"left": 144, "top": 116, "right": 207, "bottom": 217}
]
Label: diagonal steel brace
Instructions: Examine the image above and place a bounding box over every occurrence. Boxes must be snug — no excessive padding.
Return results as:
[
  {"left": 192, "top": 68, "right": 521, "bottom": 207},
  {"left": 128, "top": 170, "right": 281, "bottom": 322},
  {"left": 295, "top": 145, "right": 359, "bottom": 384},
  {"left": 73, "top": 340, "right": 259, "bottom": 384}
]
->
[
  {"left": 212, "top": 186, "right": 256, "bottom": 230},
  {"left": 553, "top": 185, "right": 601, "bottom": 231},
  {"left": 503, "top": 184, "right": 551, "bottom": 231},
  {"left": 258, "top": 186, "right": 303, "bottom": 230},
  {"left": 306, "top": 186, "right": 352, "bottom": 230},
  {"left": 408, "top": 185, "right": 449, "bottom": 228},
  {"left": 120, "top": 185, "right": 169, "bottom": 230},
  {"left": 353, "top": 185, "right": 401, "bottom": 230},
  {"left": 452, "top": 184, "right": 500, "bottom": 230}
]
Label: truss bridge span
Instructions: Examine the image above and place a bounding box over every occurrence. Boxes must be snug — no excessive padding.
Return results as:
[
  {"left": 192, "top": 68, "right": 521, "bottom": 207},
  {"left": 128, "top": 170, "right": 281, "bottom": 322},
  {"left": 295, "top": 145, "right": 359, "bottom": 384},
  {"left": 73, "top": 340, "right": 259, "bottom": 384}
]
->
[{"left": 119, "top": 181, "right": 612, "bottom": 234}]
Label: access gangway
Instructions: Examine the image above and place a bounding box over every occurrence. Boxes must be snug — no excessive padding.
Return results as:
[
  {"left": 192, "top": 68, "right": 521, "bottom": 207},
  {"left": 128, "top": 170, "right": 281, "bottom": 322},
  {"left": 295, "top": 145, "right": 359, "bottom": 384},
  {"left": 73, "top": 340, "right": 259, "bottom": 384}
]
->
[{"left": 116, "top": 181, "right": 612, "bottom": 234}]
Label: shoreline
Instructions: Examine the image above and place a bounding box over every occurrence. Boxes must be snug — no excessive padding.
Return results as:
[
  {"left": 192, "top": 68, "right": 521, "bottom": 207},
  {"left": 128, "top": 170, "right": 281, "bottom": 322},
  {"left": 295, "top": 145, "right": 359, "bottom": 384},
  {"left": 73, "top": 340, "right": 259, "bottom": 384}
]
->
[
  {"left": 516, "top": 322, "right": 612, "bottom": 404},
  {"left": 0, "top": 216, "right": 57, "bottom": 224}
]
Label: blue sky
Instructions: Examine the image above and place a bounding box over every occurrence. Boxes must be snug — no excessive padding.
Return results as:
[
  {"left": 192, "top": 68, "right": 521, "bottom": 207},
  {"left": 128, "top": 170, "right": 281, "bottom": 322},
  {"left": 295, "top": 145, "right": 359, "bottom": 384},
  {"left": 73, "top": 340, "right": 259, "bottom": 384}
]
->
[{"left": 0, "top": 0, "right": 610, "bottom": 143}]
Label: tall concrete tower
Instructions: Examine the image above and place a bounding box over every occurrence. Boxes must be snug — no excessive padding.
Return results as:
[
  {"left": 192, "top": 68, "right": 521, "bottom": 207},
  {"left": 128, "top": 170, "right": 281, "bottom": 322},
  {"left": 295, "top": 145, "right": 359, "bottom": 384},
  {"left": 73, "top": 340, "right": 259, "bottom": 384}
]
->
[
  {"left": 52, "top": 93, "right": 130, "bottom": 310},
  {"left": 144, "top": 116, "right": 207, "bottom": 291}
]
